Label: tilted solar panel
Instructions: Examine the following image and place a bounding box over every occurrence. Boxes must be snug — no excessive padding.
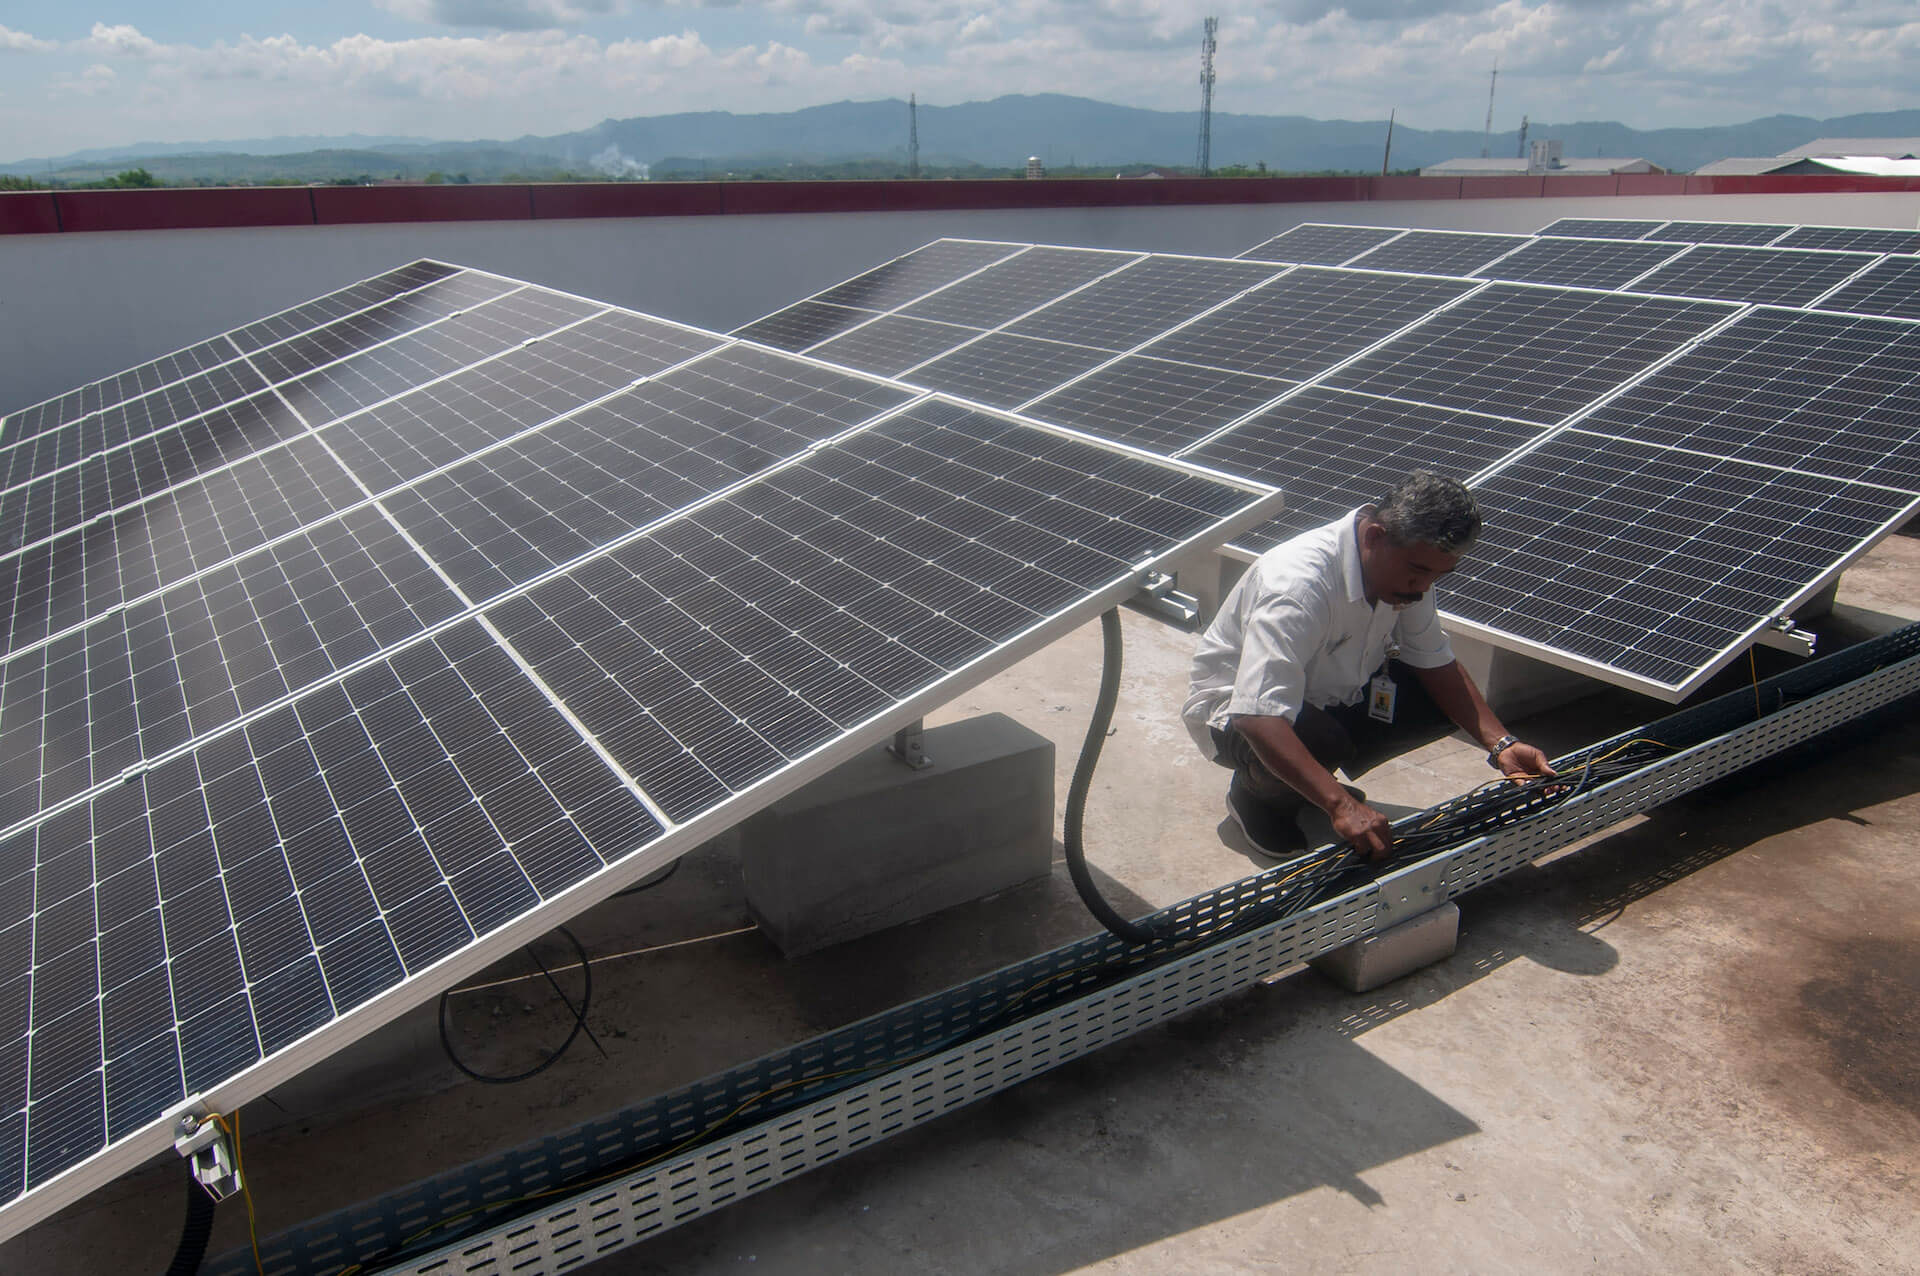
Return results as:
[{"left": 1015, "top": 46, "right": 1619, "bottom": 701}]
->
[
  {"left": 0, "top": 262, "right": 1279, "bottom": 1238},
  {"left": 1626, "top": 245, "right": 1876, "bottom": 308},
  {"left": 1537, "top": 217, "right": 1669, "bottom": 240},
  {"left": 1236, "top": 223, "right": 1400, "bottom": 265},
  {"left": 1443, "top": 430, "right": 1917, "bottom": 692},
  {"left": 1475, "top": 237, "right": 1686, "bottom": 290},
  {"left": 1342, "top": 230, "right": 1528, "bottom": 278},
  {"left": 1813, "top": 256, "right": 1920, "bottom": 321},
  {"left": 1645, "top": 221, "right": 1791, "bottom": 247},
  {"left": 1776, "top": 225, "right": 1920, "bottom": 254}
]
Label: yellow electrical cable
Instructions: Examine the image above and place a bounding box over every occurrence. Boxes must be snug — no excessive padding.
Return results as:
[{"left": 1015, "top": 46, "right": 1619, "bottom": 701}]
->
[{"left": 209, "top": 1111, "right": 264, "bottom": 1276}]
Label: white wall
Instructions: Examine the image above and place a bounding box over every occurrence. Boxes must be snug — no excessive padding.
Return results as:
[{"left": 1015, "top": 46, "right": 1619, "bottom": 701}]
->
[{"left": 5, "top": 190, "right": 1918, "bottom": 419}]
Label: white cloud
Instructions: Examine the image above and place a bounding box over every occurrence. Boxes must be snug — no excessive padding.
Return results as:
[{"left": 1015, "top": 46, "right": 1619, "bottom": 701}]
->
[
  {"left": 376, "top": 0, "right": 632, "bottom": 30},
  {"left": 2, "top": 3, "right": 1915, "bottom": 158},
  {"left": 0, "top": 24, "right": 56, "bottom": 53}
]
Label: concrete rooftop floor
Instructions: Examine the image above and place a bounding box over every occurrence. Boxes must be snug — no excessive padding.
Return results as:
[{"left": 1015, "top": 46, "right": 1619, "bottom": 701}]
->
[{"left": 6, "top": 536, "right": 1919, "bottom": 1275}]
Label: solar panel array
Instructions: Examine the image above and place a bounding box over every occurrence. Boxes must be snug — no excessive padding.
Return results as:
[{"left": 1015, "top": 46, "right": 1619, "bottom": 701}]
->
[
  {"left": 740, "top": 221, "right": 1920, "bottom": 699},
  {"left": 0, "top": 263, "right": 1278, "bottom": 1234}
]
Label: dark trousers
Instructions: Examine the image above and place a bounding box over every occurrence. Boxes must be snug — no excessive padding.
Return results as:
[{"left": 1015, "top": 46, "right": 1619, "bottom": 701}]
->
[{"left": 1210, "top": 660, "right": 1447, "bottom": 810}]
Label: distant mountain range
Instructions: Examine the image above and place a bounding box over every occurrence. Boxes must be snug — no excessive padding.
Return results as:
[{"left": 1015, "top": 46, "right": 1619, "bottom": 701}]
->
[{"left": 9, "top": 96, "right": 1920, "bottom": 179}]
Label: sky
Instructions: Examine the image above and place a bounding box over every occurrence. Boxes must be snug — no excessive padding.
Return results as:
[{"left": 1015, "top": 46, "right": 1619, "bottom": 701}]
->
[{"left": 1, "top": 1, "right": 1915, "bottom": 161}]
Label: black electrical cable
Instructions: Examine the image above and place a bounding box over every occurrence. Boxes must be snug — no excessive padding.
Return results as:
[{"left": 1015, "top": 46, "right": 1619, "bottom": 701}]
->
[
  {"left": 164, "top": 1178, "right": 216, "bottom": 1276},
  {"left": 438, "top": 926, "right": 596, "bottom": 1085},
  {"left": 1062, "top": 608, "right": 1167, "bottom": 945}
]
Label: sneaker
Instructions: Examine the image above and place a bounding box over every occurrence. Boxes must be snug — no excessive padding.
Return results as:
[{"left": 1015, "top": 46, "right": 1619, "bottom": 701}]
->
[{"left": 1225, "top": 779, "right": 1308, "bottom": 859}]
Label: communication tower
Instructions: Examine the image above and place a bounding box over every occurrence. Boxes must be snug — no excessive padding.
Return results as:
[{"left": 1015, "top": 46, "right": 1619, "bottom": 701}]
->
[
  {"left": 909, "top": 93, "right": 920, "bottom": 179},
  {"left": 1196, "top": 18, "right": 1218, "bottom": 175},
  {"left": 1480, "top": 59, "right": 1498, "bottom": 157}
]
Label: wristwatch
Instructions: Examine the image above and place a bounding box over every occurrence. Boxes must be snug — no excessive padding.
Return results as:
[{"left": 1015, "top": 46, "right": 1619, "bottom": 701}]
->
[{"left": 1485, "top": 734, "right": 1519, "bottom": 769}]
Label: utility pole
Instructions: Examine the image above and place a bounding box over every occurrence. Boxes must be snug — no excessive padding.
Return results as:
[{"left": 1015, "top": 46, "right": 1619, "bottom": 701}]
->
[
  {"left": 1480, "top": 59, "right": 1498, "bottom": 158},
  {"left": 1196, "top": 17, "right": 1217, "bottom": 176},
  {"left": 1381, "top": 107, "right": 1395, "bottom": 175},
  {"left": 908, "top": 93, "right": 920, "bottom": 179}
]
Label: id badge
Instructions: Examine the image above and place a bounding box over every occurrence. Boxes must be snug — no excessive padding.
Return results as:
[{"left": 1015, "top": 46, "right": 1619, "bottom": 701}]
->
[{"left": 1368, "top": 673, "right": 1397, "bottom": 723}]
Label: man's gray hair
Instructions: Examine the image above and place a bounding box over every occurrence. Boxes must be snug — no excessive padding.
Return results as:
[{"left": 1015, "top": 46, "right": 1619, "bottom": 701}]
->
[{"left": 1369, "top": 471, "right": 1482, "bottom": 554}]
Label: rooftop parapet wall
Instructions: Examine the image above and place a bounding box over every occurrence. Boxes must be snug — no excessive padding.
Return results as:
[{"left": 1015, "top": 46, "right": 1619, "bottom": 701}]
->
[{"left": 6, "top": 172, "right": 1920, "bottom": 236}]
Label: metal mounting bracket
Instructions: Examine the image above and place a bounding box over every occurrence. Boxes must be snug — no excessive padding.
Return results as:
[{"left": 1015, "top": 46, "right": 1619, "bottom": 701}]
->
[
  {"left": 887, "top": 719, "right": 933, "bottom": 770},
  {"left": 1128, "top": 570, "right": 1200, "bottom": 627},
  {"left": 172, "top": 1108, "right": 242, "bottom": 1202},
  {"left": 1754, "top": 617, "right": 1816, "bottom": 658},
  {"left": 1372, "top": 854, "right": 1453, "bottom": 928}
]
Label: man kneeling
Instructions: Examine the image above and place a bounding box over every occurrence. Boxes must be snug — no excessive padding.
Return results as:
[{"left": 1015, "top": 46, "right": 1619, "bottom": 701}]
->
[{"left": 1183, "top": 471, "right": 1553, "bottom": 860}]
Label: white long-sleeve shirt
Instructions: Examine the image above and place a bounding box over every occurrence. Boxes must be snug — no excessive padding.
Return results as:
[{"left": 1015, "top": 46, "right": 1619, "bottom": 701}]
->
[{"left": 1182, "top": 509, "right": 1455, "bottom": 758}]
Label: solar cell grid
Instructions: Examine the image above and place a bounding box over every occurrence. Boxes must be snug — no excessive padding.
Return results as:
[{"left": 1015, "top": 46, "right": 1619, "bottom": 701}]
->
[
  {"left": 1777, "top": 225, "right": 1920, "bottom": 254},
  {"left": 489, "top": 397, "right": 1260, "bottom": 823},
  {"left": 226, "top": 260, "right": 466, "bottom": 354},
  {"left": 1577, "top": 307, "right": 1920, "bottom": 491},
  {"left": 1023, "top": 356, "right": 1291, "bottom": 455},
  {"left": 1815, "top": 255, "right": 1920, "bottom": 321},
  {"left": 92, "top": 339, "right": 239, "bottom": 420},
  {"left": 908, "top": 332, "right": 1115, "bottom": 409},
  {"left": 1627, "top": 245, "right": 1875, "bottom": 308},
  {"left": 813, "top": 239, "right": 1023, "bottom": 312},
  {"left": 1537, "top": 217, "right": 1669, "bottom": 240},
  {"left": 1182, "top": 387, "right": 1540, "bottom": 553},
  {"left": 1325, "top": 284, "right": 1735, "bottom": 424},
  {"left": 1445, "top": 430, "right": 1916, "bottom": 688},
  {"left": 383, "top": 345, "right": 915, "bottom": 601},
  {"left": 1237, "top": 224, "right": 1401, "bottom": 265},
  {"left": 1645, "top": 221, "right": 1790, "bottom": 246},
  {"left": 266, "top": 288, "right": 599, "bottom": 431},
  {"left": 1477, "top": 236, "right": 1685, "bottom": 289},
  {"left": 730, "top": 301, "right": 874, "bottom": 354},
  {"left": 1005, "top": 255, "right": 1282, "bottom": 352},
  {"left": 1136, "top": 267, "right": 1479, "bottom": 381},
  {"left": 805, "top": 314, "right": 977, "bottom": 377},
  {"left": 3, "top": 618, "right": 661, "bottom": 1197},
  {"left": 12, "top": 363, "right": 274, "bottom": 467},
  {"left": 1343, "top": 230, "right": 1528, "bottom": 278},
  {"left": 900, "top": 246, "right": 1136, "bottom": 329}
]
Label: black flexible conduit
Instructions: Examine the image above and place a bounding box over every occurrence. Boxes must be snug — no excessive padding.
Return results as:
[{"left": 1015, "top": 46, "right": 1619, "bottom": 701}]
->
[
  {"left": 1063, "top": 609, "right": 1166, "bottom": 945},
  {"left": 164, "top": 1179, "right": 216, "bottom": 1276}
]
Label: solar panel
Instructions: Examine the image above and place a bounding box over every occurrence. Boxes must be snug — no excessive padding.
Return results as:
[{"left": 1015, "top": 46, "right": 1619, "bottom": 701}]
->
[
  {"left": 1476, "top": 237, "right": 1685, "bottom": 290},
  {"left": 1643, "top": 221, "right": 1790, "bottom": 246},
  {"left": 1576, "top": 308, "right": 1920, "bottom": 492},
  {"left": 1776, "top": 225, "right": 1920, "bottom": 254},
  {"left": 1627, "top": 245, "right": 1875, "bottom": 307},
  {"left": 1537, "top": 217, "right": 1669, "bottom": 240},
  {"left": 729, "top": 300, "right": 873, "bottom": 353},
  {"left": 1323, "top": 285, "right": 1735, "bottom": 424},
  {"left": 905, "top": 332, "right": 1116, "bottom": 410},
  {"left": 0, "top": 261, "right": 1280, "bottom": 1238},
  {"left": 1444, "top": 430, "right": 1917, "bottom": 691},
  {"left": 1342, "top": 230, "right": 1528, "bottom": 277},
  {"left": 813, "top": 239, "right": 1024, "bottom": 311},
  {"left": 1022, "top": 357, "right": 1291, "bottom": 455},
  {"left": 806, "top": 315, "right": 979, "bottom": 378},
  {"left": 1134, "top": 268, "right": 1479, "bottom": 380},
  {"left": 900, "top": 246, "right": 1138, "bottom": 329},
  {"left": 1180, "top": 388, "right": 1541, "bottom": 554},
  {"left": 1006, "top": 255, "right": 1282, "bottom": 351},
  {"left": 1813, "top": 256, "right": 1920, "bottom": 321},
  {"left": 1237, "top": 223, "right": 1401, "bottom": 265}
]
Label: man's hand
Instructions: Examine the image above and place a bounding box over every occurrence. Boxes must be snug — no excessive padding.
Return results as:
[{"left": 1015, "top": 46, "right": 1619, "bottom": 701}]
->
[
  {"left": 1329, "top": 791, "right": 1393, "bottom": 860},
  {"left": 1494, "top": 740, "right": 1556, "bottom": 781}
]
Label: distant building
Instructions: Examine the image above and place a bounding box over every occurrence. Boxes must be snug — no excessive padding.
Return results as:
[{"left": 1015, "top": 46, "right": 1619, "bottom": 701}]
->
[
  {"left": 1421, "top": 140, "right": 1663, "bottom": 178},
  {"left": 1695, "top": 138, "right": 1920, "bottom": 176},
  {"left": 1025, "top": 156, "right": 1045, "bottom": 179}
]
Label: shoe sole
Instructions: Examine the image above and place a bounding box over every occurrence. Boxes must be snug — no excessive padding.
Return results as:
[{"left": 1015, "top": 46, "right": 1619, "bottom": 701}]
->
[{"left": 1225, "top": 790, "right": 1304, "bottom": 859}]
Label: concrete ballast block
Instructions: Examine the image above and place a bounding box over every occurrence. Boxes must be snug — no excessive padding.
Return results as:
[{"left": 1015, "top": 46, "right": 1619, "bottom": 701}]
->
[
  {"left": 740, "top": 713, "right": 1054, "bottom": 956},
  {"left": 1310, "top": 900, "right": 1459, "bottom": 993}
]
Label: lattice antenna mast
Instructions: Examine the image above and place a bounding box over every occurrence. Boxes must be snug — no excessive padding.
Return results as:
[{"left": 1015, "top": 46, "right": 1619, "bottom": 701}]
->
[
  {"left": 1196, "top": 17, "right": 1218, "bottom": 175},
  {"left": 1517, "top": 113, "right": 1529, "bottom": 159},
  {"left": 909, "top": 93, "right": 920, "bottom": 179},
  {"left": 1480, "top": 58, "right": 1498, "bottom": 157}
]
